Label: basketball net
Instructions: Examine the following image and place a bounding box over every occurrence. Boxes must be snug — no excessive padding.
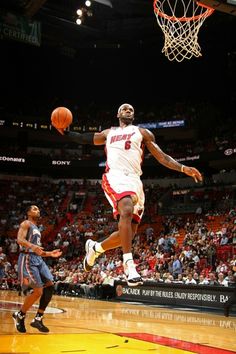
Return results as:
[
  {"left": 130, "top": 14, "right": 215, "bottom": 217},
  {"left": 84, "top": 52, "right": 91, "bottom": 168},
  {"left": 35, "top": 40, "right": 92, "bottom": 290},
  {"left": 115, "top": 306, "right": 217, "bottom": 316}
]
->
[{"left": 153, "top": 0, "right": 214, "bottom": 62}]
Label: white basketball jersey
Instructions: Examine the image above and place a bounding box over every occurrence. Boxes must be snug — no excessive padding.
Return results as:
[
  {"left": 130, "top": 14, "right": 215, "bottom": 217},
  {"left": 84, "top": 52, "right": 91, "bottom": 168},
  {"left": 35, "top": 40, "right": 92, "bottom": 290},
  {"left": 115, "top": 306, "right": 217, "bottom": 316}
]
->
[{"left": 105, "top": 125, "right": 144, "bottom": 176}]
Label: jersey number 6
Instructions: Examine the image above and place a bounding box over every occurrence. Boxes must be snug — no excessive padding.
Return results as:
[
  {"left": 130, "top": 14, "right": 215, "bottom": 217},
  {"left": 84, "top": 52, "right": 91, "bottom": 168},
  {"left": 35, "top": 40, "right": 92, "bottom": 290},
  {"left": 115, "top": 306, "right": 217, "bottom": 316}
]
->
[{"left": 125, "top": 140, "right": 131, "bottom": 150}]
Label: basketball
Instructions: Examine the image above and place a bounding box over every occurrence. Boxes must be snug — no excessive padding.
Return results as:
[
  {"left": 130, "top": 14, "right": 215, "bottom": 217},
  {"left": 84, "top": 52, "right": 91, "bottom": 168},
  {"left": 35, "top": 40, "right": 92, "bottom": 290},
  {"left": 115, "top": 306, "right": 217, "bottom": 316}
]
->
[{"left": 51, "top": 107, "right": 73, "bottom": 129}]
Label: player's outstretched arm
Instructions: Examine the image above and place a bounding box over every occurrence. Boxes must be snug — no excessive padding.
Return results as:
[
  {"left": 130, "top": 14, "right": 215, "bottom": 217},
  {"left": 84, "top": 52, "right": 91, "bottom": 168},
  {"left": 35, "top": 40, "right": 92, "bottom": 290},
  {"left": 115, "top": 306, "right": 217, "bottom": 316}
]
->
[
  {"left": 53, "top": 126, "right": 109, "bottom": 146},
  {"left": 141, "top": 128, "right": 203, "bottom": 183},
  {"left": 51, "top": 120, "right": 95, "bottom": 144}
]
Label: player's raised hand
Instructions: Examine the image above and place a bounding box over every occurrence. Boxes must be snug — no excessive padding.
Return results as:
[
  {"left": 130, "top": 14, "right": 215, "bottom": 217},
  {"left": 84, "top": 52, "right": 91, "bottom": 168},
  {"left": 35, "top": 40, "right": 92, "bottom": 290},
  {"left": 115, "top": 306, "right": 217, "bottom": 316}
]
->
[
  {"left": 182, "top": 166, "right": 203, "bottom": 183},
  {"left": 55, "top": 128, "right": 65, "bottom": 135}
]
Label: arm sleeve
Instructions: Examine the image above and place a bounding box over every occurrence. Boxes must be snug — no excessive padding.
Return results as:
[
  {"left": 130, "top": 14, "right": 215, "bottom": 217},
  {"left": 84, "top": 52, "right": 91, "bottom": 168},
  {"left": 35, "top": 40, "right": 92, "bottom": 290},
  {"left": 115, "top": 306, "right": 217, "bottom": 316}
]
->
[{"left": 63, "top": 131, "right": 95, "bottom": 145}]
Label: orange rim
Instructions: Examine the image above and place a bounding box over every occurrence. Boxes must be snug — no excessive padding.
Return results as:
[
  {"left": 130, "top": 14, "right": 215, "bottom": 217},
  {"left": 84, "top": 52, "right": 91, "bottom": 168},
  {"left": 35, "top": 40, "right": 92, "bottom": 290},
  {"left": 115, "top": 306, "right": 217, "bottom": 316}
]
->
[{"left": 153, "top": 0, "right": 215, "bottom": 22}]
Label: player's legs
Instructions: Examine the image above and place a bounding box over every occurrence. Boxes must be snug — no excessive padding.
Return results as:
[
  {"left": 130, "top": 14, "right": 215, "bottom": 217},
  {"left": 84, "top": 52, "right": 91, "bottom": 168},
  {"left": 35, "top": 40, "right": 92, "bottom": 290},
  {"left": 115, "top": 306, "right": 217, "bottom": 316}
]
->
[
  {"left": 85, "top": 231, "right": 124, "bottom": 264},
  {"left": 100, "top": 174, "right": 144, "bottom": 252},
  {"left": 116, "top": 196, "right": 134, "bottom": 253},
  {"left": 84, "top": 196, "right": 143, "bottom": 285},
  {"left": 29, "top": 263, "right": 54, "bottom": 332},
  {"left": 21, "top": 286, "right": 43, "bottom": 312},
  {"left": 13, "top": 259, "right": 50, "bottom": 333},
  {"left": 84, "top": 172, "right": 144, "bottom": 285},
  {"left": 30, "top": 278, "right": 54, "bottom": 333},
  {"left": 115, "top": 196, "right": 142, "bottom": 285},
  {"left": 37, "top": 266, "right": 54, "bottom": 316},
  {"left": 83, "top": 223, "right": 138, "bottom": 268},
  {"left": 83, "top": 194, "right": 139, "bottom": 270},
  {"left": 12, "top": 285, "right": 43, "bottom": 333},
  {"left": 101, "top": 223, "right": 138, "bottom": 250},
  {"left": 19, "top": 261, "right": 44, "bottom": 313}
]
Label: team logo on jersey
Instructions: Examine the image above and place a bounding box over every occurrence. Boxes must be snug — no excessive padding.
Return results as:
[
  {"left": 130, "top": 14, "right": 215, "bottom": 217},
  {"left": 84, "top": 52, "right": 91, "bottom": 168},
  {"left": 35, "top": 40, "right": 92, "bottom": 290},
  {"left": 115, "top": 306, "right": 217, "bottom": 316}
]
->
[
  {"left": 110, "top": 132, "right": 135, "bottom": 144},
  {"left": 33, "top": 229, "right": 41, "bottom": 236}
]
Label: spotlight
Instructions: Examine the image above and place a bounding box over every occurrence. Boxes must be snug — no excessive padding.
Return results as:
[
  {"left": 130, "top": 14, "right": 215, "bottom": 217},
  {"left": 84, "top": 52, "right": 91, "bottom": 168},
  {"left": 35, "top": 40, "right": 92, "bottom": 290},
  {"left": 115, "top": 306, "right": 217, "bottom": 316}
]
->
[
  {"left": 76, "top": 18, "right": 82, "bottom": 25},
  {"left": 85, "top": 0, "right": 91, "bottom": 7},
  {"left": 76, "top": 9, "right": 83, "bottom": 16}
]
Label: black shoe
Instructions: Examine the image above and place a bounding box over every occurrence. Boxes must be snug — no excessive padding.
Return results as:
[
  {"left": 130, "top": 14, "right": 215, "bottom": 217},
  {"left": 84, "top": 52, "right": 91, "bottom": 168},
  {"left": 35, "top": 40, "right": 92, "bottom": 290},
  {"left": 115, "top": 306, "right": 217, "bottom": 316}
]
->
[
  {"left": 127, "top": 276, "right": 143, "bottom": 287},
  {"left": 83, "top": 239, "right": 101, "bottom": 272},
  {"left": 30, "top": 317, "right": 49, "bottom": 333},
  {"left": 12, "top": 311, "right": 26, "bottom": 333},
  {"left": 83, "top": 257, "right": 93, "bottom": 272}
]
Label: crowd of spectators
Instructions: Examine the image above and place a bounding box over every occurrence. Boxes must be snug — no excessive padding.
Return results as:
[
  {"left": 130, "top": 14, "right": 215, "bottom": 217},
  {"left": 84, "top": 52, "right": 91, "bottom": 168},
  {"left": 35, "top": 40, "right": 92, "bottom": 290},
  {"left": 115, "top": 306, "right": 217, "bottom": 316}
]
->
[{"left": 0, "top": 177, "right": 235, "bottom": 300}]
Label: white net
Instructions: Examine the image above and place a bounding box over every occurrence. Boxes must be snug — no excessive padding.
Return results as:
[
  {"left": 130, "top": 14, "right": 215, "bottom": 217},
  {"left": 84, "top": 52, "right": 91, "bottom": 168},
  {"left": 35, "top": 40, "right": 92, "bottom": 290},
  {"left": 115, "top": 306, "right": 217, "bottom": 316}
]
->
[{"left": 153, "top": 0, "right": 214, "bottom": 62}]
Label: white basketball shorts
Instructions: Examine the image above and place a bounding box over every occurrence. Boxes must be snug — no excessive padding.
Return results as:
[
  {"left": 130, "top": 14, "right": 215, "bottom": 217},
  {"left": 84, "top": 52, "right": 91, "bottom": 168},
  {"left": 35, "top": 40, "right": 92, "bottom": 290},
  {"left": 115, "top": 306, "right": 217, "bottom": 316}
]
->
[{"left": 101, "top": 171, "right": 145, "bottom": 223}]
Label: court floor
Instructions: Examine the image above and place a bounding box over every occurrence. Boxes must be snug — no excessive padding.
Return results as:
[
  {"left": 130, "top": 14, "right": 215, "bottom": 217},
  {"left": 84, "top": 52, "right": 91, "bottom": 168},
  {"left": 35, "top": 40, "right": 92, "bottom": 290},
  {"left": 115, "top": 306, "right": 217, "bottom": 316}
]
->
[{"left": 1, "top": 290, "right": 236, "bottom": 354}]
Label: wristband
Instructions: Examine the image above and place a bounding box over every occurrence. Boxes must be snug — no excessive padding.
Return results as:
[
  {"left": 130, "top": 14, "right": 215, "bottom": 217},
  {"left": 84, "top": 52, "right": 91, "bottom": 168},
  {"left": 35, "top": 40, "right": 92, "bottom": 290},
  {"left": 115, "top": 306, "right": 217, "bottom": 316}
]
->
[{"left": 181, "top": 165, "right": 185, "bottom": 173}]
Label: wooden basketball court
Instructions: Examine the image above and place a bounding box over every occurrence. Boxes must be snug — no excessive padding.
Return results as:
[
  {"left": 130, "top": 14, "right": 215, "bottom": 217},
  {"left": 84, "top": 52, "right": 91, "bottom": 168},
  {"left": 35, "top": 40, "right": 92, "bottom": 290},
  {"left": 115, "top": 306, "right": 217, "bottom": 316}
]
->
[{"left": 1, "top": 290, "right": 236, "bottom": 354}]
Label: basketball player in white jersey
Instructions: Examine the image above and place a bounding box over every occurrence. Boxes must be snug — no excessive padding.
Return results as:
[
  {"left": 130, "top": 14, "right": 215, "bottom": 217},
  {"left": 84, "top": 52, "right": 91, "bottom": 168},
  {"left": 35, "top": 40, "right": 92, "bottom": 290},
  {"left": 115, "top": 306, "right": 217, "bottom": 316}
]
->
[{"left": 54, "top": 103, "right": 202, "bottom": 286}]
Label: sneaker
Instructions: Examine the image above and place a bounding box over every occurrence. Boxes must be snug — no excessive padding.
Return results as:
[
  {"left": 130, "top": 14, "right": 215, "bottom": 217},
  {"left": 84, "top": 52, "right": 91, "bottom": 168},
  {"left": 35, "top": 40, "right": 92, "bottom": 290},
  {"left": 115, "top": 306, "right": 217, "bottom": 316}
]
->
[
  {"left": 12, "top": 311, "right": 26, "bottom": 333},
  {"left": 30, "top": 317, "right": 49, "bottom": 333},
  {"left": 123, "top": 260, "right": 143, "bottom": 287},
  {"left": 123, "top": 260, "right": 143, "bottom": 286},
  {"left": 83, "top": 239, "right": 101, "bottom": 272},
  {"left": 127, "top": 274, "right": 143, "bottom": 287},
  {"left": 127, "top": 274, "right": 143, "bottom": 286}
]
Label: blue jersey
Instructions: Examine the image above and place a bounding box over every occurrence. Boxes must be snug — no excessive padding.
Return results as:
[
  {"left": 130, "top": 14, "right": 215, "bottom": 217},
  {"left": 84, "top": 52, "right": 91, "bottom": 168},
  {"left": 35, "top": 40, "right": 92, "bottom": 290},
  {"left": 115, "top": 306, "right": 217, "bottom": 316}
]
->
[
  {"left": 20, "top": 222, "right": 41, "bottom": 253},
  {"left": 18, "top": 222, "right": 53, "bottom": 287}
]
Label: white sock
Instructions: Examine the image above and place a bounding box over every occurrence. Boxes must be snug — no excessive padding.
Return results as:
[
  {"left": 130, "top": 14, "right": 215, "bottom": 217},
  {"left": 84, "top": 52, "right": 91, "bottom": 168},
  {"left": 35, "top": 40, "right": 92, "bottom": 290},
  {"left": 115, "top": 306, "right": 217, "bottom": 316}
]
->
[
  {"left": 123, "top": 253, "right": 137, "bottom": 272},
  {"left": 123, "top": 253, "right": 134, "bottom": 265},
  {"left": 95, "top": 242, "right": 105, "bottom": 253}
]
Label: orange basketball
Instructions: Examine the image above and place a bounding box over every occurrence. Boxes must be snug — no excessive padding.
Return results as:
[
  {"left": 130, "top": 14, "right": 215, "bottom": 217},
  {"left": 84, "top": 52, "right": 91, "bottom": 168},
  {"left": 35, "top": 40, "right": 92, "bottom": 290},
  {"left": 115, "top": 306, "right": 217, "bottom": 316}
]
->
[{"left": 51, "top": 107, "right": 73, "bottom": 129}]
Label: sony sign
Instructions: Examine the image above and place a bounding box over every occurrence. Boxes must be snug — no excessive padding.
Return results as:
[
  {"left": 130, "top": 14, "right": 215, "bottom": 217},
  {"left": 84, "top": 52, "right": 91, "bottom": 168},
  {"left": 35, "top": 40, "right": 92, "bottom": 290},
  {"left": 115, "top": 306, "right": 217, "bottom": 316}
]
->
[{"left": 52, "top": 160, "right": 71, "bottom": 166}]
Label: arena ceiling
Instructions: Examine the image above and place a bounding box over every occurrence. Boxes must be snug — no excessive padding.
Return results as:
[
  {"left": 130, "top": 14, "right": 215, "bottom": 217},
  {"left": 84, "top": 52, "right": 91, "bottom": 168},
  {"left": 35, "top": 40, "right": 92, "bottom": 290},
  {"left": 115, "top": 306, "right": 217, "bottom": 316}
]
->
[
  {"left": 0, "top": 1, "right": 236, "bottom": 175},
  {"left": 0, "top": 0, "right": 236, "bottom": 50}
]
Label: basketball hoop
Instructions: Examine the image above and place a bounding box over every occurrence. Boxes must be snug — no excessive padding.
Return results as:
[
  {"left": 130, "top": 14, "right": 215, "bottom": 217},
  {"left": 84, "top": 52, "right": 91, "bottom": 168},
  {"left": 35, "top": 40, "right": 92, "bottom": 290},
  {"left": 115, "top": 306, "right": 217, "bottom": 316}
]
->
[{"left": 153, "top": 0, "right": 215, "bottom": 62}]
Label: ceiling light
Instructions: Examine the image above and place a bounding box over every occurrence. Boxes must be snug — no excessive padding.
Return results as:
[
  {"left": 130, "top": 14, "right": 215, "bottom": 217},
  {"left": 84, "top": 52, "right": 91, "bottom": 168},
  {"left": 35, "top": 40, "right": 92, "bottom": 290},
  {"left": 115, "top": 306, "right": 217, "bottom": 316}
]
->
[
  {"left": 76, "top": 18, "right": 82, "bottom": 25},
  {"left": 76, "top": 9, "right": 83, "bottom": 16}
]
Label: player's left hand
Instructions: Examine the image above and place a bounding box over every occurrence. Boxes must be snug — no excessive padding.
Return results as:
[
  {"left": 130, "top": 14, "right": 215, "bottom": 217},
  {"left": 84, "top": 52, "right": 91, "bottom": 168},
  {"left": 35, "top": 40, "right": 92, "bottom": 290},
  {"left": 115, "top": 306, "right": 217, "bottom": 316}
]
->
[
  {"left": 50, "top": 249, "right": 62, "bottom": 258},
  {"left": 183, "top": 166, "right": 203, "bottom": 183},
  {"left": 54, "top": 127, "right": 65, "bottom": 135}
]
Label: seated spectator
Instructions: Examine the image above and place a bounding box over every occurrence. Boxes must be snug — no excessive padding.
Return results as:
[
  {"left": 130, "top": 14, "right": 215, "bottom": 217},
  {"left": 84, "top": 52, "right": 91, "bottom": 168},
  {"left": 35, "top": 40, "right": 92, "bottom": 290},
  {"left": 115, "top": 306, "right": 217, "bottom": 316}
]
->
[
  {"left": 165, "top": 274, "right": 174, "bottom": 283},
  {"left": 229, "top": 255, "right": 236, "bottom": 273},
  {"left": 220, "top": 234, "right": 228, "bottom": 246},
  {"left": 154, "top": 272, "right": 164, "bottom": 283},
  {"left": 198, "top": 274, "right": 209, "bottom": 285},
  {"left": 216, "top": 260, "right": 228, "bottom": 275},
  {"left": 217, "top": 272, "right": 228, "bottom": 287},
  {"left": 227, "top": 274, "right": 236, "bottom": 287},
  {"left": 208, "top": 272, "right": 218, "bottom": 285},
  {"left": 185, "top": 273, "right": 197, "bottom": 285},
  {"left": 173, "top": 273, "right": 184, "bottom": 284},
  {"left": 193, "top": 272, "right": 199, "bottom": 283}
]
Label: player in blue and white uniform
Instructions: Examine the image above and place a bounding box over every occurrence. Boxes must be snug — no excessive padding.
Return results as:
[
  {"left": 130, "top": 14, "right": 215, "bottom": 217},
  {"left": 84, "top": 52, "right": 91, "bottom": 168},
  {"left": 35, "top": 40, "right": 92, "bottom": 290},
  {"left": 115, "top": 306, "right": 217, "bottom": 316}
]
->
[{"left": 12, "top": 205, "right": 62, "bottom": 333}]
